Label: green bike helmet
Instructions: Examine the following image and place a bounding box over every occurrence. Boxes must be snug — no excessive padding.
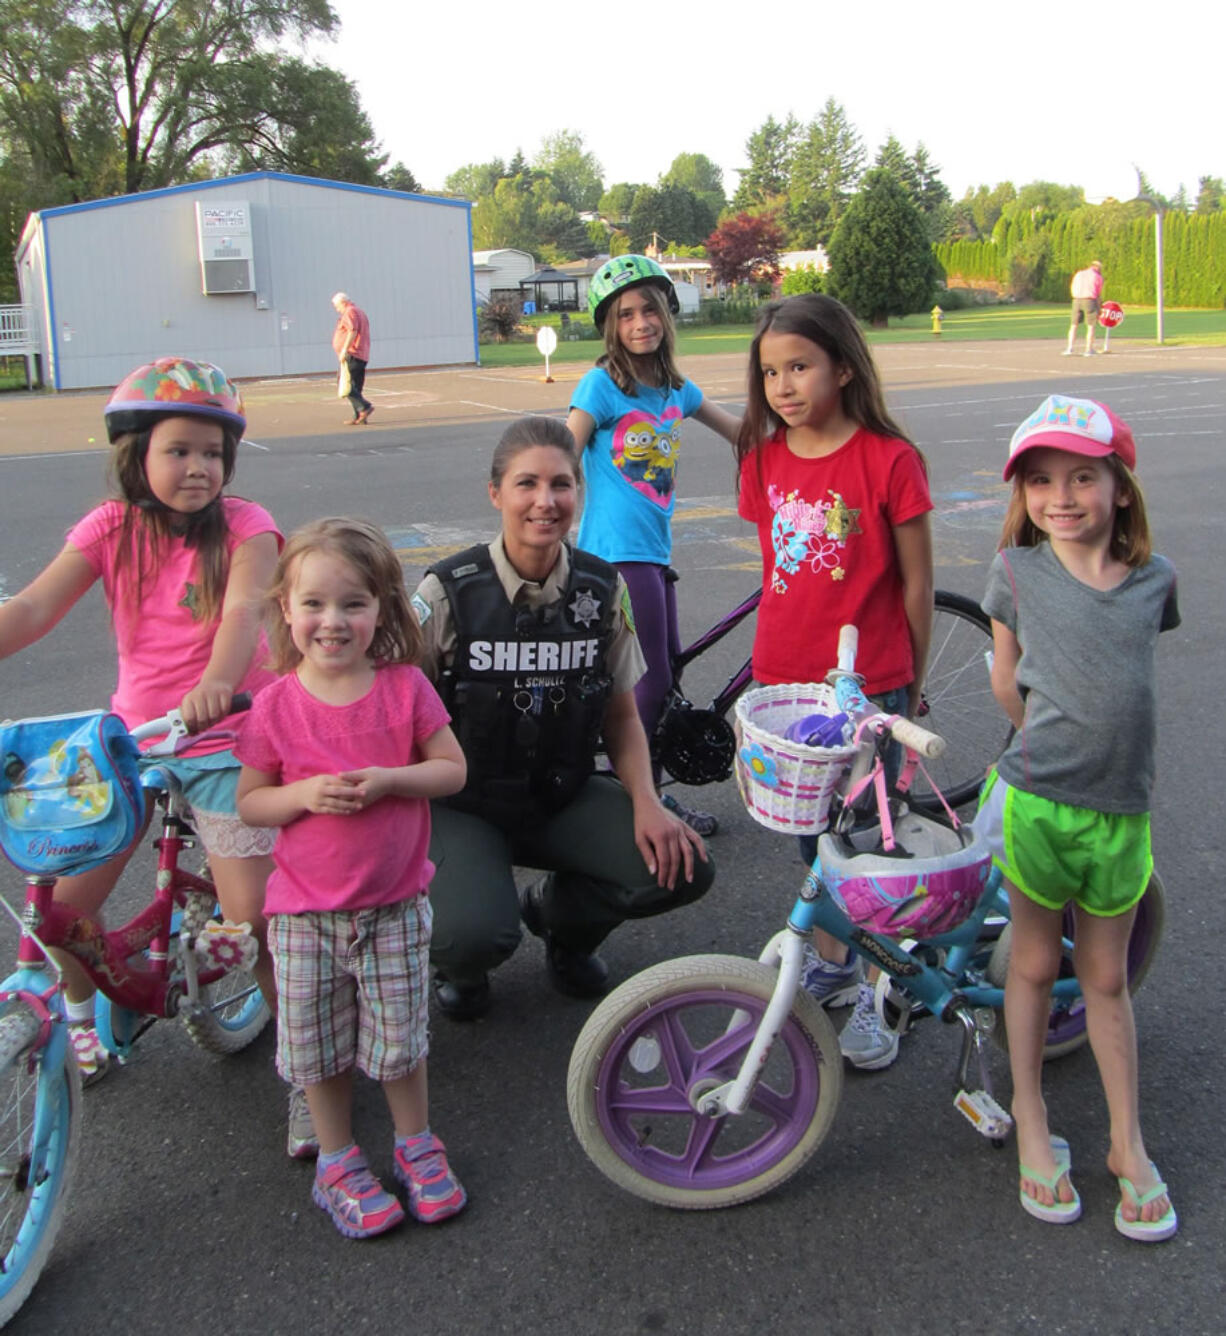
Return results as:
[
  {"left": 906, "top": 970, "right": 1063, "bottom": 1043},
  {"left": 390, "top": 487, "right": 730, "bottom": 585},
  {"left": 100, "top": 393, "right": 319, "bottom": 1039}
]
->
[{"left": 588, "top": 254, "right": 679, "bottom": 332}]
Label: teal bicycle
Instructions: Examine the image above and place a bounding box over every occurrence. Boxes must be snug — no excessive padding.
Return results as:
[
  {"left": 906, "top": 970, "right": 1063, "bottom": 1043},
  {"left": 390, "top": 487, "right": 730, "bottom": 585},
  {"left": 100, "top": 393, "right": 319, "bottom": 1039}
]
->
[{"left": 568, "top": 628, "right": 1166, "bottom": 1208}]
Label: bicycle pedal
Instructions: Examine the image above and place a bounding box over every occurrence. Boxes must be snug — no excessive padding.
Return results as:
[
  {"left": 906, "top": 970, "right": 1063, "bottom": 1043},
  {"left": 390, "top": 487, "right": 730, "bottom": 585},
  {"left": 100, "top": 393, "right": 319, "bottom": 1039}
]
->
[
  {"left": 195, "top": 919, "right": 258, "bottom": 972},
  {"left": 954, "top": 1088, "right": 1013, "bottom": 1139}
]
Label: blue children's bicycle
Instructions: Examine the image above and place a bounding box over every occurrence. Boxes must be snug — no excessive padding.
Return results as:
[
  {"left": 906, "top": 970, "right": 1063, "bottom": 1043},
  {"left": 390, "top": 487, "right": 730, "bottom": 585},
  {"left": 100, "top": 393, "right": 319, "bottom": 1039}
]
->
[
  {"left": 567, "top": 627, "right": 1165, "bottom": 1209},
  {"left": 0, "top": 702, "right": 269, "bottom": 1323}
]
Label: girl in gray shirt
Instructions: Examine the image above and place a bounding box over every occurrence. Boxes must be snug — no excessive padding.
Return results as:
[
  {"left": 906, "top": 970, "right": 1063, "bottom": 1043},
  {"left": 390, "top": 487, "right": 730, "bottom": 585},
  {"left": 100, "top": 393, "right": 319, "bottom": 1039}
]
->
[{"left": 979, "top": 393, "right": 1178, "bottom": 1243}]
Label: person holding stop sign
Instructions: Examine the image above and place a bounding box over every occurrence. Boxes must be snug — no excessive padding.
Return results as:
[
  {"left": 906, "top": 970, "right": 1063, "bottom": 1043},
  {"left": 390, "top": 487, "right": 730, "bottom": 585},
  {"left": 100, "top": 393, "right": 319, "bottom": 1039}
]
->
[{"left": 1064, "top": 260, "right": 1105, "bottom": 356}]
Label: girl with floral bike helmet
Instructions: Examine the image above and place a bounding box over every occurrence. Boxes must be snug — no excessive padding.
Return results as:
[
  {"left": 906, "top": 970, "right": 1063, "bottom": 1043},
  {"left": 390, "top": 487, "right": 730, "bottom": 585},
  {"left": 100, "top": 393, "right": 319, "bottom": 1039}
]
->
[
  {"left": 566, "top": 256, "right": 741, "bottom": 835},
  {"left": 0, "top": 356, "right": 286, "bottom": 1097}
]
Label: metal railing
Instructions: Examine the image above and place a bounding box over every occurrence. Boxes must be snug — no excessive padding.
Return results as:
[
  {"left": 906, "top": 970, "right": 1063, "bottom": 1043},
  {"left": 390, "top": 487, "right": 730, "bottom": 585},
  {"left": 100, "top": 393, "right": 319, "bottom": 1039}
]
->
[{"left": 0, "top": 306, "right": 38, "bottom": 353}]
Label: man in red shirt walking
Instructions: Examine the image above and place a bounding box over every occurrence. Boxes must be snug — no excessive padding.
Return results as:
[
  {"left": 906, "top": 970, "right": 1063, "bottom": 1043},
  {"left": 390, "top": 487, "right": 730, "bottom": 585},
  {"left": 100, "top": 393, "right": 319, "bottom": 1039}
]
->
[{"left": 331, "top": 292, "right": 374, "bottom": 423}]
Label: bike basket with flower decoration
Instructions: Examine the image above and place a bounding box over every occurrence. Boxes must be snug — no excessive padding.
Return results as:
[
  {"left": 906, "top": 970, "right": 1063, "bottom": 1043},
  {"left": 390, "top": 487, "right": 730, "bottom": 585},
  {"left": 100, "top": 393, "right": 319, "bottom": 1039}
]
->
[
  {"left": 734, "top": 684, "right": 858, "bottom": 835},
  {"left": 0, "top": 711, "right": 143, "bottom": 877}
]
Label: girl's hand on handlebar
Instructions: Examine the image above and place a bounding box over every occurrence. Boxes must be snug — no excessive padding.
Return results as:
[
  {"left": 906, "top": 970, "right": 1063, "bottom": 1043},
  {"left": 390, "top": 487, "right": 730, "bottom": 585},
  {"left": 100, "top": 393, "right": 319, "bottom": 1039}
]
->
[
  {"left": 296, "top": 773, "right": 363, "bottom": 815},
  {"left": 179, "top": 679, "right": 235, "bottom": 734},
  {"left": 635, "top": 800, "right": 708, "bottom": 889}
]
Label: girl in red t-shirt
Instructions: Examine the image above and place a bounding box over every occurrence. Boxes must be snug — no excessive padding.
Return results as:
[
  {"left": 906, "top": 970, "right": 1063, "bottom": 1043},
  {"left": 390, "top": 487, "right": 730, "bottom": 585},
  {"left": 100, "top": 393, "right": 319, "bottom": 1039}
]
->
[{"left": 736, "top": 293, "right": 933, "bottom": 1071}]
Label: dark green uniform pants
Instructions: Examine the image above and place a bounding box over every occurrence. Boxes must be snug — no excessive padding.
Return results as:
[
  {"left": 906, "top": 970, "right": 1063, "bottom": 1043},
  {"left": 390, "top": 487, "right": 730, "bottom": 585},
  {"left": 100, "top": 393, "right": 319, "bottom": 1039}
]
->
[{"left": 427, "top": 775, "right": 715, "bottom": 986}]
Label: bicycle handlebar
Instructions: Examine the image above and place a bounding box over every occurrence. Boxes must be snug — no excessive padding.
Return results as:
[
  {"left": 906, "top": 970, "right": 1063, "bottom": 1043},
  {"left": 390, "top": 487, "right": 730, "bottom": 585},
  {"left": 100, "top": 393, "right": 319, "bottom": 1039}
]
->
[
  {"left": 133, "top": 692, "right": 253, "bottom": 753},
  {"left": 887, "top": 715, "right": 945, "bottom": 759}
]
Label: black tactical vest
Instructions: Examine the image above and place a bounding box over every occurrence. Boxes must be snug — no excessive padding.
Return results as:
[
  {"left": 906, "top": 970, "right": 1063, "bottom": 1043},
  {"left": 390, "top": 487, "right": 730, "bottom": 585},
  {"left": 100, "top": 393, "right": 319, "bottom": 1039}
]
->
[{"left": 430, "top": 544, "right": 618, "bottom": 824}]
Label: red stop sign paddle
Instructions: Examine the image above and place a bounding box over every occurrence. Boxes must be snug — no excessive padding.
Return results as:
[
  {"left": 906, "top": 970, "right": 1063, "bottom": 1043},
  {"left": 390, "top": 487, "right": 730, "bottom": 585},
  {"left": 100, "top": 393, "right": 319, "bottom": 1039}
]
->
[{"left": 1098, "top": 301, "right": 1124, "bottom": 328}]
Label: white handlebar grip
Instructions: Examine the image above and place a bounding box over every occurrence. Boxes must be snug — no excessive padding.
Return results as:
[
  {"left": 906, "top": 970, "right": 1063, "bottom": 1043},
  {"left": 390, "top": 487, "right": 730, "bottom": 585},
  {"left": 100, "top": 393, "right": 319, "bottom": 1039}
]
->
[
  {"left": 836, "top": 625, "right": 858, "bottom": 674},
  {"left": 888, "top": 716, "right": 946, "bottom": 758}
]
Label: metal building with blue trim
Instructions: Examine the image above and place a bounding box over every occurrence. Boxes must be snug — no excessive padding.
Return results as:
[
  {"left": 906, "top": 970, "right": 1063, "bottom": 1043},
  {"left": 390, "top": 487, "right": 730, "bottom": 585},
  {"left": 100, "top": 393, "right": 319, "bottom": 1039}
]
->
[{"left": 14, "top": 171, "right": 478, "bottom": 391}]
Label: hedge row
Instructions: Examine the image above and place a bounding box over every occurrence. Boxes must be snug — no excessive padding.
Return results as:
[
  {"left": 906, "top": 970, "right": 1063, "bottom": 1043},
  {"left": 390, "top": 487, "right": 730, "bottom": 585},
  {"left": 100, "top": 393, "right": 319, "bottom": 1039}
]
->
[{"left": 934, "top": 210, "right": 1226, "bottom": 307}]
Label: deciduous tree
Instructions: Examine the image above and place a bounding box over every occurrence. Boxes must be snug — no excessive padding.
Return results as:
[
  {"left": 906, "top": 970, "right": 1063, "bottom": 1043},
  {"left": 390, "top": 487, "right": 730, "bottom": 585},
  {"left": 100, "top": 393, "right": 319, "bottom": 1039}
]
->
[
  {"left": 0, "top": 0, "right": 368, "bottom": 200},
  {"left": 661, "top": 152, "right": 726, "bottom": 218},
  {"left": 704, "top": 211, "right": 785, "bottom": 286},
  {"left": 534, "top": 129, "right": 603, "bottom": 212}
]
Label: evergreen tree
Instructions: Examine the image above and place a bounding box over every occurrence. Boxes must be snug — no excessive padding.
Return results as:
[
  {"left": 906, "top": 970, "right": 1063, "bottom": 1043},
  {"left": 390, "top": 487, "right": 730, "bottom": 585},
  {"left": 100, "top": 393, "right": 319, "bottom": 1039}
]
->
[
  {"left": 1195, "top": 175, "right": 1225, "bottom": 213},
  {"left": 827, "top": 168, "right": 939, "bottom": 325},
  {"left": 732, "top": 114, "right": 800, "bottom": 210},
  {"left": 788, "top": 98, "right": 864, "bottom": 247},
  {"left": 874, "top": 135, "right": 920, "bottom": 196},
  {"left": 383, "top": 163, "right": 423, "bottom": 194}
]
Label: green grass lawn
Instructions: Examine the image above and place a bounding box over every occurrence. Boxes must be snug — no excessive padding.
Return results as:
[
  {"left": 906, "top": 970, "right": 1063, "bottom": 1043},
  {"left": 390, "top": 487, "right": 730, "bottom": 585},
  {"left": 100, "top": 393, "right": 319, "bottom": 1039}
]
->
[{"left": 478, "top": 303, "right": 1226, "bottom": 367}]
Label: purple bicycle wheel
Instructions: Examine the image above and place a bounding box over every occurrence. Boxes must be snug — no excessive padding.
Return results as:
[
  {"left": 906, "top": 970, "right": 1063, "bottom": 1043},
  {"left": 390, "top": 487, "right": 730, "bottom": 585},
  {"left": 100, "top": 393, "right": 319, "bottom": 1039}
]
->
[{"left": 567, "top": 956, "right": 842, "bottom": 1208}]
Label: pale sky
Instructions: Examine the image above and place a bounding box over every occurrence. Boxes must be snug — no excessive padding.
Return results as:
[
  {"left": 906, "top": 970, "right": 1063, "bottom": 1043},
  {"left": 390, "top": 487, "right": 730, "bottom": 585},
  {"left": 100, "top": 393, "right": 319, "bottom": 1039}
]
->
[{"left": 313, "top": 1, "right": 1216, "bottom": 207}]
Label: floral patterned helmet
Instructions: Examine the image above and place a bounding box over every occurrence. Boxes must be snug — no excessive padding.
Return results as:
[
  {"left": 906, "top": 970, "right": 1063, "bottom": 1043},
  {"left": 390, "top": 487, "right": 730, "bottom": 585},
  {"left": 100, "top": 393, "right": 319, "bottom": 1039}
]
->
[
  {"left": 104, "top": 357, "right": 246, "bottom": 442},
  {"left": 814, "top": 811, "right": 992, "bottom": 939},
  {"left": 587, "top": 254, "right": 679, "bottom": 332}
]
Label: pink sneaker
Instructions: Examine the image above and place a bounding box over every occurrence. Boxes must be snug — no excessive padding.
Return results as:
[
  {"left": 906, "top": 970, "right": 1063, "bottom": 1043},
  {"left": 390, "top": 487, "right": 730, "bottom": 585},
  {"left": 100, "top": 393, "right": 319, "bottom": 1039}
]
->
[
  {"left": 69, "top": 1022, "right": 111, "bottom": 1087},
  {"left": 312, "top": 1146, "right": 405, "bottom": 1239},
  {"left": 393, "top": 1133, "right": 467, "bottom": 1223}
]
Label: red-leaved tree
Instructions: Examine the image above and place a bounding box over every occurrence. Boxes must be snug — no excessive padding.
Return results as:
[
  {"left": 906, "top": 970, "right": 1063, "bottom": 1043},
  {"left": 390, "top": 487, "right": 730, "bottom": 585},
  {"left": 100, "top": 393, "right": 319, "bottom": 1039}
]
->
[{"left": 703, "top": 211, "right": 786, "bottom": 286}]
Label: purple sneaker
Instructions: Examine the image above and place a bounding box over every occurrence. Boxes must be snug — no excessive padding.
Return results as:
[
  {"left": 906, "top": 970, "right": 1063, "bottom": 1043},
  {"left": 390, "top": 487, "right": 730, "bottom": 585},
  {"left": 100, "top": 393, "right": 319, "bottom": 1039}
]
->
[
  {"left": 312, "top": 1146, "right": 405, "bottom": 1239},
  {"left": 393, "top": 1133, "right": 467, "bottom": 1223}
]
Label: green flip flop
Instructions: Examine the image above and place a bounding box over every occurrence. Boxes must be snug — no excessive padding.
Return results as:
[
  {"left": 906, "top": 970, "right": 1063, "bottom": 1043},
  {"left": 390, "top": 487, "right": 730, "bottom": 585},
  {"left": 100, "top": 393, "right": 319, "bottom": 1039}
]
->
[
  {"left": 1019, "top": 1134, "right": 1082, "bottom": 1224},
  {"left": 1115, "top": 1163, "right": 1177, "bottom": 1242}
]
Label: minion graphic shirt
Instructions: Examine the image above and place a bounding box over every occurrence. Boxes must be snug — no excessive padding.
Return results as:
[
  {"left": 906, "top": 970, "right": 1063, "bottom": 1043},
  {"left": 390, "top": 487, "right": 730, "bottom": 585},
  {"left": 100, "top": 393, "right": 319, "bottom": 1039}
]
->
[{"left": 571, "top": 368, "right": 703, "bottom": 564}]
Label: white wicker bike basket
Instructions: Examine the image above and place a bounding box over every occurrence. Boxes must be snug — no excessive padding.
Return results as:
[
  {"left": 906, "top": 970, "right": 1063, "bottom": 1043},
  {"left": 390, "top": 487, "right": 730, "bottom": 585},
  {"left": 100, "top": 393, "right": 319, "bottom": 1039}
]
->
[{"left": 734, "top": 683, "right": 859, "bottom": 835}]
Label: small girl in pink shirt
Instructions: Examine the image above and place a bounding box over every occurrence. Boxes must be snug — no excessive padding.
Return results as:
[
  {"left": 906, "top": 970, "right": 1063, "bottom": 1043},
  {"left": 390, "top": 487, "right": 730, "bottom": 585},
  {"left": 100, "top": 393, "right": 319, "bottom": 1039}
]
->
[{"left": 236, "top": 517, "right": 468, "bottom": 1240}]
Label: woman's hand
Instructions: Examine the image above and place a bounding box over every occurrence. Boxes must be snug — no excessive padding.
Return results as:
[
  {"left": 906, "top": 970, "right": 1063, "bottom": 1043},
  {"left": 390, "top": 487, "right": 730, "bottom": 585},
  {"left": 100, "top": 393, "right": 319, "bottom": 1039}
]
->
[{"left": 634, "top": 797, "right": 707, "bottom": 889}]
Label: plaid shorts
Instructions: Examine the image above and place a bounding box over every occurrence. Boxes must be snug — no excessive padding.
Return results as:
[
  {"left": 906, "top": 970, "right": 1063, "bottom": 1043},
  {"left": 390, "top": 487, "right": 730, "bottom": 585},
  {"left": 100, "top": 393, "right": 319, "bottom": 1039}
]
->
[{"left": 269, "top": 896, "right": 432, "bottom": 1086}]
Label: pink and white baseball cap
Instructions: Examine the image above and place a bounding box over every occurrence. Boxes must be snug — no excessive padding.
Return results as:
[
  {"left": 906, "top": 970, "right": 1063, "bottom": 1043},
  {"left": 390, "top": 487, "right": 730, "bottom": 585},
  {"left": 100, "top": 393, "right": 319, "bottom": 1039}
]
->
[{"left": 1004, "top": 394, "right": 1137, "bottom": 480}]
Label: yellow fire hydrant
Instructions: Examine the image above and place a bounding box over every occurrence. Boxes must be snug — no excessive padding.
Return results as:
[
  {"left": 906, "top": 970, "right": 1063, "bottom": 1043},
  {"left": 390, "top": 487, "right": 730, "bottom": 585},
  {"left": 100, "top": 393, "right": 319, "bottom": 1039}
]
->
[{"left": 931, "top": 305, "right": 944, "bottom": 336}]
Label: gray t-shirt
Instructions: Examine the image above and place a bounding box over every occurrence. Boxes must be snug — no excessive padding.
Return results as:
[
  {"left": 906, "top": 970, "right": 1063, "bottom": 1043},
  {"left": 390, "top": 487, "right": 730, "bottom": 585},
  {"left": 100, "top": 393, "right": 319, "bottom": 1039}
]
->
[{"left": 982, "top": 544, "right": 1179, "bottom": 813}]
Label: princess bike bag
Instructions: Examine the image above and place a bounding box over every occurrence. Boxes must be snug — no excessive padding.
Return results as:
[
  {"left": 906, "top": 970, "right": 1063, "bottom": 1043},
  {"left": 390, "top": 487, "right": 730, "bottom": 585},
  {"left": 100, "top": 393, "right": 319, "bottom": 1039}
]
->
[{"left": 0, "top": 710, "right": 143, "bottom": 877}]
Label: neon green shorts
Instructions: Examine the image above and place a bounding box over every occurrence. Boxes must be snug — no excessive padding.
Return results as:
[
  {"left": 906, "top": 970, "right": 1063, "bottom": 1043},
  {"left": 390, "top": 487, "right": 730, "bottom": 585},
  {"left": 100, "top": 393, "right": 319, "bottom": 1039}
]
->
[{"left": 976, "top": 771, "right": 1151, "bottom": 917}]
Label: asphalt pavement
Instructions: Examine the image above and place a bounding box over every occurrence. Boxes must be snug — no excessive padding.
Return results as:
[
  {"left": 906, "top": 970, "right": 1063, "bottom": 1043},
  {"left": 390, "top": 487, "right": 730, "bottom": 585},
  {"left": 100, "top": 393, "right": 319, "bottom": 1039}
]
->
[{"left": 1, "top": 339, "right": 1224, "bottom": 1335}]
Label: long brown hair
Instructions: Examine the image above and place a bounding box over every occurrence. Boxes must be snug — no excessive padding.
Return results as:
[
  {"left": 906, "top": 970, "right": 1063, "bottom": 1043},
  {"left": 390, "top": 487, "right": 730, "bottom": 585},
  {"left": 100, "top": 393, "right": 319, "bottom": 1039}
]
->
[
  {"left": 999, "top": 454, "right": 1153, "bottom": 565},
  {"left": 734, "top": 295, "right": 923, "bottom": 490},
  {"left": 108, "top": 419, "right": 240, "bottom": 626},
  {"left": 597, "top": 283, "right": 685, "bottom": 395},
  {"left": 265, "top": 517, "right": 424, "bottom": 672}
]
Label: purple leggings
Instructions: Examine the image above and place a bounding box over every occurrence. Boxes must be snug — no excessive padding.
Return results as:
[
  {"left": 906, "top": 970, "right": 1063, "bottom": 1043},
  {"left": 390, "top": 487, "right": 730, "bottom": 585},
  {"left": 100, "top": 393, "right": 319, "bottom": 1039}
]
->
[{"left": 616, "top": 562, "right": 679, "bottom": 739}]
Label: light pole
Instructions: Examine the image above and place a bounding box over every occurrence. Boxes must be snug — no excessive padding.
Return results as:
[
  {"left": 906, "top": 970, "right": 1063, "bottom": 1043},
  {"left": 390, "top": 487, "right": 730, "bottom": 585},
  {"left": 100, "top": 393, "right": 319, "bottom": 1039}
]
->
[{"left": 1133, "top": 170, "right": 1165, "bottom": 345}]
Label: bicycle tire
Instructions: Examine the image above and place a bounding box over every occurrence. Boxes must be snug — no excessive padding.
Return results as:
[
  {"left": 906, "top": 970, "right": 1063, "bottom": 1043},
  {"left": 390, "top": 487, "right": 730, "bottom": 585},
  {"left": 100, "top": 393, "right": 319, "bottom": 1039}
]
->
[
  {"left": 181, "top": 956, "right": 269, "bottom": 1056},
  {"left": 0, "top": 1024, "right": 82, "bottom": 1326},
  {"left": 985, "top": 872, "right": 1166, "bottom": 1060},
  {"left": 910, "top": 590, "right": 1010, "bottom": 813},
  {"left": 567, "top": 955, "right": 842, "bottom": 1209}
]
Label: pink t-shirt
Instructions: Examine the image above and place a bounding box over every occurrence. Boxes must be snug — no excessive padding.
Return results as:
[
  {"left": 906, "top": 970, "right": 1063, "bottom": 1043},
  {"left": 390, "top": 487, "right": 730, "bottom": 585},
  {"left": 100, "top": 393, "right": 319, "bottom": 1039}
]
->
[
  {"left": 234, "top": 665, "right": 449, "bottom": 914},
  {"left": 67, "top": 497, "right": 282, "bottom": 745},
  {"left": 738, "top": 428, "right": 932, "bottom": 694}
]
